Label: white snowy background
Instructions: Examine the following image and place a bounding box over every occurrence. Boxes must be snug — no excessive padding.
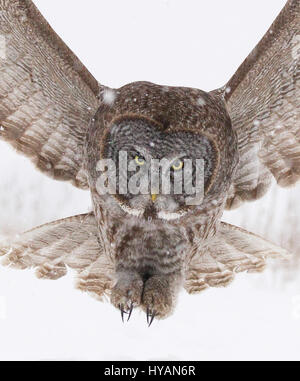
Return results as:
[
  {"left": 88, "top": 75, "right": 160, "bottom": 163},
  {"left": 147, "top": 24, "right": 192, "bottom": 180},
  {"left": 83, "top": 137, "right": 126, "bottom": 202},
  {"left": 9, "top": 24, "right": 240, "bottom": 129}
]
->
[{"left": 0, "top": 0, "right": 299, "bottom": 360}]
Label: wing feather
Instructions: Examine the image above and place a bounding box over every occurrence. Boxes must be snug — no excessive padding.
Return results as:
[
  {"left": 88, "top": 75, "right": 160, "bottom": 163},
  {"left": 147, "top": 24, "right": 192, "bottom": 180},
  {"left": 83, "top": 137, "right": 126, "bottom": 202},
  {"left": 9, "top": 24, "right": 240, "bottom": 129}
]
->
[
  {"left": 0, "top": 0, "right": 103, "bottom": 188},
  {"left": 0, "top": 213, "right": 114, "bottom": 300},
  {"left": 222, "top": 0, "right": 300, "bottom": 209},
  {"left": 185, "top": 222, "right": 290, "bottom": 294}
]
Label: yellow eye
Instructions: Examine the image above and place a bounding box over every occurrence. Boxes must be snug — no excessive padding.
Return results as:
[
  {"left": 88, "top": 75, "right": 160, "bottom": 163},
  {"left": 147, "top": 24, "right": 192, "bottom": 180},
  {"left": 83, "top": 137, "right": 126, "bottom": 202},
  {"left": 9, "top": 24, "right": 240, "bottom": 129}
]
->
[
  {"left": 172, "top": 160, "right": 183, "bottom": 171},
  {"left": 135, "top": 155, "right": 145, "bottom": 166}
]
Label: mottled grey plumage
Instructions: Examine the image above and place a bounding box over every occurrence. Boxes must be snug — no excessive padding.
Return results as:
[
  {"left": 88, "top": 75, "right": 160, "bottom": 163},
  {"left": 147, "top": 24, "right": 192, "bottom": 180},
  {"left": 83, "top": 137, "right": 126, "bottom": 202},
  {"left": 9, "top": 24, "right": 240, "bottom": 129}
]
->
[{"left": 0, "top": 0, "right": 299, "bottom": 321}]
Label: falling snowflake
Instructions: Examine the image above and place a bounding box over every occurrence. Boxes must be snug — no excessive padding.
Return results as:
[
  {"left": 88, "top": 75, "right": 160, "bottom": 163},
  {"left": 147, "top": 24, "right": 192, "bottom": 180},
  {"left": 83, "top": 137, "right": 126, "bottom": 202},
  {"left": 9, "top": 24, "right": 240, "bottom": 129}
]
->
[
  {"left": 103, "top": 89, "right": 116, "bottom": 106},
  {"left": 197, "top": 97, "right": 206, "bottom": 106}
]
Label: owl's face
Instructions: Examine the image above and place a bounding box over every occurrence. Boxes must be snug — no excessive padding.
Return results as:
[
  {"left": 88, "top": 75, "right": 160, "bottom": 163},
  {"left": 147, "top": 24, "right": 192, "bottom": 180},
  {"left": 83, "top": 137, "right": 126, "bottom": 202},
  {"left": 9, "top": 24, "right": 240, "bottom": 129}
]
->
[{"left": 99, "top": 115, "right": 219, "bottom": 220}]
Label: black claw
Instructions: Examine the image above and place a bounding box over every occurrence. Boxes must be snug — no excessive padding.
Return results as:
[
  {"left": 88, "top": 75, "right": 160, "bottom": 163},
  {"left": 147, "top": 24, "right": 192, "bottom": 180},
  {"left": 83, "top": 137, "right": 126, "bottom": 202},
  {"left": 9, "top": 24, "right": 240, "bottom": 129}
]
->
[
  {"left": 146, "top": 306, "right": 151, "bottom": 325},
  {"left": 120, "top": 305, "right": 125, "bottom": 323},
  {"left": 127, "top": 302, "right": 134, "bottom": 322},
  {"left": 148, "top": 311, "right": 156, "bottom": 327},
  {"left": 146, "top": 307, "right": 156, "bottom": 327},
  {"left": 119, "top": 304, "right": 128, "bottom": 323}
]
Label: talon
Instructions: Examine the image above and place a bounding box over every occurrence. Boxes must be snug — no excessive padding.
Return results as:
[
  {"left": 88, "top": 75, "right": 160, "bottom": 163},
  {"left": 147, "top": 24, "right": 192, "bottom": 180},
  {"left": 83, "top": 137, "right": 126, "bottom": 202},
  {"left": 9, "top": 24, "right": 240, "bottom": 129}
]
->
[
  {"left": 148, "top": 311, "right": 156, "bottom": 327},
  {"left": 146, "top": 306, "right": 151, "bottom": 325},
  {"left": 146, "top": 307, "right": 156, "bottom": 327},
  {"left": 119, "top": 304, "right": 128, "bottom": 323},
  {"left": 127, "top": 302, "right": 134, "bottom": 322}
]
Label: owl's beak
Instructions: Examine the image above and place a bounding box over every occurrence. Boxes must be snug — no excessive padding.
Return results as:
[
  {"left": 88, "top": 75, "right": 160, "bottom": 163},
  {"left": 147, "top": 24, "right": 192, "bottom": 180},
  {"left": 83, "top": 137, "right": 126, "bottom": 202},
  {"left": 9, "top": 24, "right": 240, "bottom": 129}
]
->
[{"left": 151, "top": 194, "right": 157, "bottom": 202}]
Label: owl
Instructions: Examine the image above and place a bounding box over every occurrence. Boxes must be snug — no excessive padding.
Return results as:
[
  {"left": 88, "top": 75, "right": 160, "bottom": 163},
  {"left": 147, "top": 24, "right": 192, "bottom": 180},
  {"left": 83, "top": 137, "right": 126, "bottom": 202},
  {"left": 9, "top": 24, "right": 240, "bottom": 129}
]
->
[{"left": 0, "top": 0, "right": 299, "bottom": 325}]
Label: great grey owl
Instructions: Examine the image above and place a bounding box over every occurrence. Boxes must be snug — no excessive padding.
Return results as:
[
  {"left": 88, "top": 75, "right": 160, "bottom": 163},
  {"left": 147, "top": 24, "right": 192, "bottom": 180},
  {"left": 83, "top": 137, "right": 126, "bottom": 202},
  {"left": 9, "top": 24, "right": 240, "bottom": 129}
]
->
[{"left": 0, "top": 0, "right": 299, "bottom": 325}]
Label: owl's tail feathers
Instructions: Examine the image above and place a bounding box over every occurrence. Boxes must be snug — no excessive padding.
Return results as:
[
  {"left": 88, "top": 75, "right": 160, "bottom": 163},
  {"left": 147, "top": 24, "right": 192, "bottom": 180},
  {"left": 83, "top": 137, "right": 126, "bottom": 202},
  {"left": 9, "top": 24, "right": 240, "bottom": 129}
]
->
[
  {"left": 185, "top": 222, "right": 291, "bottom": 294},
  {"left": 0, "top": 213, "right": 113, "bottom": 301}
]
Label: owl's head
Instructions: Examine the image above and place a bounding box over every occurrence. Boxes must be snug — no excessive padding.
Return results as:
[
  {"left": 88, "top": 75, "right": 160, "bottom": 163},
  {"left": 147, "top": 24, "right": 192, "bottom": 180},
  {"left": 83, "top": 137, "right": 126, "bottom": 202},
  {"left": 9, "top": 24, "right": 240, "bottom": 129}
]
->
[
  {"left": 97, "top": 115, "right": 220, "bottom": 220},
  {"left": 88, "top": 82, "right": 237, "bottom": 221}
]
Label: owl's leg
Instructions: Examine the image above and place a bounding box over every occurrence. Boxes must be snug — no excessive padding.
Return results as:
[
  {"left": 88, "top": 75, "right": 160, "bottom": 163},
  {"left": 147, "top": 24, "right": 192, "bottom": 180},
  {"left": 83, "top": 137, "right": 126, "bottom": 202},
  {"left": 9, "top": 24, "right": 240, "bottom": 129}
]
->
[
  {"left": 142, "top": 272, "right": 182, "bottom": 323},
  {"left": 110, "top": 271, "right": 144, "bottom": 320}
]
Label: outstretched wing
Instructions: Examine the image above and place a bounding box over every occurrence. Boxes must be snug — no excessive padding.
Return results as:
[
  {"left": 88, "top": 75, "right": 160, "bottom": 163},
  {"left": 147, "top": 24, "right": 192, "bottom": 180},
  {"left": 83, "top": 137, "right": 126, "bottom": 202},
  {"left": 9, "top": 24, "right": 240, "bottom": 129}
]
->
[
  {"left": 223, "top": 0, "right": 300, "bottom": 209},
  {"left": 0, "top": 213, "right": 114, "bottom": 300},
  {"left": 185, "top": 222, "right": 290, "bottom": 294},
  {"left": 0, "top": 0, "right": 102, "bottom": 188}
]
